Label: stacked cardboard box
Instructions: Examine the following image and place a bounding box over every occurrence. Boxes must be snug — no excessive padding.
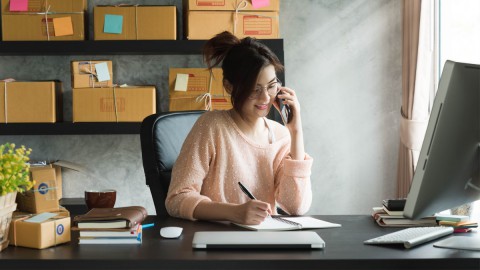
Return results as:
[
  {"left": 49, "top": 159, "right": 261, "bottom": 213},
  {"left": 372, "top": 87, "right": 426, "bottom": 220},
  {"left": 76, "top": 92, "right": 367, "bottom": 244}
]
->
[
  {"left": 0, "top": 81, "right": 62, "bottom": 123},
  {"left": 9, "top": 208, "right": 71, "bottom": 249},
  {"left": 94, "top": 5, "right": 176, "bottom": 40},
  {"left": 71, "top": 60, "right": 114, "bottom": 88},
  {"left": 1, "top": 0, "right": 86, "bottom": 41},
  {"left": 16, "top": 165, "right": 62, "bottom": 213},
  {"left": 185, "top": 0, "right": 279, "bottom": 39},
  {"left": 169, "top": 68, "right": 232, "bottom": 111},
  {"left": 73, "top": 86, "right": 156, "bottom": 122}
]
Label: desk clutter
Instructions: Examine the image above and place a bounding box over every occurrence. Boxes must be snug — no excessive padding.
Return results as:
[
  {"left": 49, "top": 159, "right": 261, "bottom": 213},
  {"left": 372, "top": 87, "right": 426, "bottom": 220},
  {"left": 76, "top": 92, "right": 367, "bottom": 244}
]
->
[
  {"left": 372, "top": 198, "right": 478, "bottom": 231},
  {"left": 1, "top": 0, "right": 280, "bottom": 41},
  {"left": 73, "top": 206, "right": 147, "bottom": 244}
]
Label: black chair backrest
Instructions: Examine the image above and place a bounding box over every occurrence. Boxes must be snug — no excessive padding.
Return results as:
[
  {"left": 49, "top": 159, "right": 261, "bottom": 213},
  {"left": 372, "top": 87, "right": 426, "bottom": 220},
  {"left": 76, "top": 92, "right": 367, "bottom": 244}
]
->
[{"left": 140, "top": 111, "right": 205, "bottom": 217}]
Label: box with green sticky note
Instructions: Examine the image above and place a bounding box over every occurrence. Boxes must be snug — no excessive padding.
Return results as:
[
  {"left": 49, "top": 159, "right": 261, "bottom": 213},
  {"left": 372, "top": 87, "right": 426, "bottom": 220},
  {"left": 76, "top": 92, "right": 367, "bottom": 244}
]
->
[
  {"left": 1, "top": 0, "right": 86, "bottom": 41},
  {"left": 94, "top": 5, "right": 176, "bottom": 40}
]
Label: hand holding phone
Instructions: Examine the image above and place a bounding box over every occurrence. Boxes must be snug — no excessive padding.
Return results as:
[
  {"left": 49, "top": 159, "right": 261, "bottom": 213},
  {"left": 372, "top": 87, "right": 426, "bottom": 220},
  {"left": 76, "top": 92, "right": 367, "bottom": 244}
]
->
[{"left": 276, "top": 92, "right": 293, "bottom": 124}]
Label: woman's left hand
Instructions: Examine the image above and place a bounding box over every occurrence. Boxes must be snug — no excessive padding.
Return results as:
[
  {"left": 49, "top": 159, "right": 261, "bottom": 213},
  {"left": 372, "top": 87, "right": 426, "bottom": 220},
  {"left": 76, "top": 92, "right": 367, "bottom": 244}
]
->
[{"left": 273, "top": 86, "right": 302, "bottom": 132}]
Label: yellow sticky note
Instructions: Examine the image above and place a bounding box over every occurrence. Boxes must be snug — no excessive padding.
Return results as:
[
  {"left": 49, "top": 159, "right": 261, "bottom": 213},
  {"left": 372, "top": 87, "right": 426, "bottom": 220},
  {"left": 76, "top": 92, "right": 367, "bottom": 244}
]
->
[
  {"left": 174, "top": 74, "right": 189, "bottom": 91},
  {"left": 53, "top": 17, "right": 74, "bottom": 37}
]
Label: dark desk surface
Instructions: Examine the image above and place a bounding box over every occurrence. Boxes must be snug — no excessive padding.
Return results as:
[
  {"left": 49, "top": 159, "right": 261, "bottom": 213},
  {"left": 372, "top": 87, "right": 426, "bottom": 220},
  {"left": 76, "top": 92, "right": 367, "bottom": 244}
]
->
[{"left": 1, "top": 215, "right": 479, "bottom": 270}]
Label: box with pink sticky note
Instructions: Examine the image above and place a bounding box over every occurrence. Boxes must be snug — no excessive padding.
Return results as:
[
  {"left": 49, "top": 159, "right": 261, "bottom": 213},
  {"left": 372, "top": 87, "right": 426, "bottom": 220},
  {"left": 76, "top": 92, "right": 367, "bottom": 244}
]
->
[{"left": 1, "top": 0, "right": 86, "bottom": 41}]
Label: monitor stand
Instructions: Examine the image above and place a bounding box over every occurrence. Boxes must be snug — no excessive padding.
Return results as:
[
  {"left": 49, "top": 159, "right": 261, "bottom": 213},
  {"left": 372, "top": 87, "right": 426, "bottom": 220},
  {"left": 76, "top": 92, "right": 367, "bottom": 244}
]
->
[{"left": 433, "top": 236, "right": 480, "bottom": 251}]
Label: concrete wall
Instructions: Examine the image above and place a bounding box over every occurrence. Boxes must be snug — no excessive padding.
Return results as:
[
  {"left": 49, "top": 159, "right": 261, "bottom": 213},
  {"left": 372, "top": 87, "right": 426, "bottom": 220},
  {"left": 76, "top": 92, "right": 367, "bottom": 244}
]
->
[{"left": 0, "top": 0, "right": 402, "bottom": 215}]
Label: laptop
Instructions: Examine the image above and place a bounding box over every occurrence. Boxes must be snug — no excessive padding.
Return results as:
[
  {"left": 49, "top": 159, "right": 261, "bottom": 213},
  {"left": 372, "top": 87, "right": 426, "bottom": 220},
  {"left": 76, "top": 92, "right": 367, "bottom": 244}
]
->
[{"left": 192, "top": 231, "right": 325, "bottom": 249}]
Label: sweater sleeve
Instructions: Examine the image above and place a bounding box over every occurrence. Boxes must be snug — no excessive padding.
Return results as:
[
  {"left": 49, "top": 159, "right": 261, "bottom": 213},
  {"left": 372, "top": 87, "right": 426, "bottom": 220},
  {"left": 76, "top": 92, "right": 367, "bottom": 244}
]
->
[
  {"left": 274, "top": 152, "right": 313, "bottom": 215},
  {"left": 165, "top": 114, "right": 214, "bottom": 220}
]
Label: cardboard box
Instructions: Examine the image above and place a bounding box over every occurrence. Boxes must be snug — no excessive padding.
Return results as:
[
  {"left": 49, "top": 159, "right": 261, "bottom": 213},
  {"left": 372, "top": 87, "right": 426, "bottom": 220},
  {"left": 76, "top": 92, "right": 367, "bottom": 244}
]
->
[
  {"left": 185, "top": 0, "right": 279, "bottom": 11},
  {"left": 187, "top": 11, "right": 279, "bottom": 40},
  {"left": 71, "top": 60, "right": 114, "bottom": 88},
  {"left": 1, "top": 0, "right": 86, "bottom": 41},
  {"left": 0, "top": 81, "right": 62, "bottom": 123},
  {"left": 9, "top": 209, "right": 71, "bottom": 249},
  {"left": 94, "top": 6, "right": 176, "bottom": 40},
  {"left": 73, "top": 86, "right": 156, "bottom": 122},
  {"left": 16, "top": 166, "right": 60, "bottom": 214},
  {"left": 169, "top": 68, "right": 232, "bottom": 111}
]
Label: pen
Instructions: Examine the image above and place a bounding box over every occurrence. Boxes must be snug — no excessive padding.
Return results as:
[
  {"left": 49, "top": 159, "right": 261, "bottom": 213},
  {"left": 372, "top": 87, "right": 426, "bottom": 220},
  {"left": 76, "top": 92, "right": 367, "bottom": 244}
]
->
[
  {"left": 238, "top": 182, "right": 256, "bottom": 200},
  {"left": 237, "top": 182, "right": 289, "bottom": 216},
  {"left": 142, "top": 223, "right": 155, "bottom": 229}
]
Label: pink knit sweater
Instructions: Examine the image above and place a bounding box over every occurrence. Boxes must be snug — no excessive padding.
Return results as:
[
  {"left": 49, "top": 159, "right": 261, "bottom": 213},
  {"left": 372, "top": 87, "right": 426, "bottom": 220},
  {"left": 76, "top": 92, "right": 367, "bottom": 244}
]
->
[{"left": 165, "top": 110, "right": 313, "bottom": 220}]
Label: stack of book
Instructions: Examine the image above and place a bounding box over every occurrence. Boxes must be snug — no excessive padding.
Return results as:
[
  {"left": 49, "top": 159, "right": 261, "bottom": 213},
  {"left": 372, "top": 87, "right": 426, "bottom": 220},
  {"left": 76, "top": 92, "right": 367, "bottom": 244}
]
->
[
  {"left": 371, "top": 206, "right": 437, "bottom": 227},
  {"left": 435, "top": 214, "right": 478, "bottom": 233},
  {"left": 73, "top": 206, "right": 147, "bottom": 244}
]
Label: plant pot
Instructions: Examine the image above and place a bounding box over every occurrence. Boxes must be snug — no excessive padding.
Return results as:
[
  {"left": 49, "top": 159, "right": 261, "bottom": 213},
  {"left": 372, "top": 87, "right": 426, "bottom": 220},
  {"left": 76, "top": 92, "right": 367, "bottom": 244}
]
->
[{"left": 0, "top": 191, "right": 17, "bottom": 252}]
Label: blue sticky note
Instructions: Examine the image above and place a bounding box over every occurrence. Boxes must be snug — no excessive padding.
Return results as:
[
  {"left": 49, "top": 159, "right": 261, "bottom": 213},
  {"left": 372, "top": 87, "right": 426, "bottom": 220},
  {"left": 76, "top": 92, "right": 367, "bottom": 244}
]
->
[
  {"left": 25, "top": 212, "right": 58, "bottom": 223},
  {"left": 95, "top": 62, "right": 111, "bottom": 82},
  {"left": 104, "top": 14, "right": 123, "bottom": 34}
]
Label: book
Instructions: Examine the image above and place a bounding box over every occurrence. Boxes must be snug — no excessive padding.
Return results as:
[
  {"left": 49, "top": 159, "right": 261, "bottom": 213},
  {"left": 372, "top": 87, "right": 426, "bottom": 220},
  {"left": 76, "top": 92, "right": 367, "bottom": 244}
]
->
[
  {"left": 79, "top": 224, "right": 141, "bottom": 237},
  {"left": 78, "top": 235, "right": 142, "bottom": 244},
  {"left": 435, "top": 214, "right": 470, "bottom": 222},
  {"left": 372, "top": 207, "right": 437, "bottom": 227},
  {"left": 74, "top": 206, "right": 147, "bottom": 229},
  {"left": 234, "top": 216, "right": 341, "bottom": 231},
  {"left": 381, "top": 206, "right": 404, "bottom": 216}
]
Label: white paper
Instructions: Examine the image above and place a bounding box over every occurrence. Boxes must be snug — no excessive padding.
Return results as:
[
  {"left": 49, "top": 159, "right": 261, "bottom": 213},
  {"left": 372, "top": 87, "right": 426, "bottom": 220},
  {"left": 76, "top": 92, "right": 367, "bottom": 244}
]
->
[
  {"left": 174, "top": 73, "right": 189, "bottom": 91},
  {"left": 94, "top": 62, "right": 111, "bottom": 82},
  {"left": 24, "top": 212, "right": 58, "bottom": 223}
]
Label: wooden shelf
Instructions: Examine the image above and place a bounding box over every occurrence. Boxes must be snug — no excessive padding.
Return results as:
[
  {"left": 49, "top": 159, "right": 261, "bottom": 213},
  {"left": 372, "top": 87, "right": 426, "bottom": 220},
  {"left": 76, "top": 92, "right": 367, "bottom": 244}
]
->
[
  {"left": 0, "top": 40, "right": 284, "bottom": 57},
  {"left": 0, "top": 39, "right": 285, "bottom": 135},
  {"left": 0, "top": 122, "right": 141, "bottom": 135}
]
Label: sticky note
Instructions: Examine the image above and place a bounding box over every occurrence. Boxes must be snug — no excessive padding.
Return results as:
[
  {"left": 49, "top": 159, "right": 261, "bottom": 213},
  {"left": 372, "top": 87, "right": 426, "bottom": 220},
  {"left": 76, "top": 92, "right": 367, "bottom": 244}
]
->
[
  {"left": 10, "top": 0, "right": 28, "bottom": 11},
  {"left": 104, "top": 14, "right": 123, "bottom": 34},
  {"left": 53, "top": 17, "right": 74, "bottom": 36},
  {"left": 174, "top": 74, "right": 189, "bottom": 91},
  {"left": 25, "top": 212, "right": 58, "bottom": 223},
  {"left": 252, "top": 0, "right": 270, "bottom": 9},
  {"left": 95, "top": 62, "right": 111, "bottom": 82}
]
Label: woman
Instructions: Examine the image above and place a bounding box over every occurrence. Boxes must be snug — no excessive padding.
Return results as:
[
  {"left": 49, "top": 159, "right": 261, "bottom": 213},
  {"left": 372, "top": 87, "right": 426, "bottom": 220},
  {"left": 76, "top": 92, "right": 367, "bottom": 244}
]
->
[{"left": 166, "top": 31, "right": 313, "bottom": 225}]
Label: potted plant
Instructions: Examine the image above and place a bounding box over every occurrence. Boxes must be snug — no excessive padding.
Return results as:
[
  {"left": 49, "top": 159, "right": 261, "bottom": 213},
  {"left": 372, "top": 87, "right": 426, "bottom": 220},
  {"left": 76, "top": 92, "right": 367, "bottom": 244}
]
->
[{"left": 0, "top": 143, "right": 34, "bottom": 251}]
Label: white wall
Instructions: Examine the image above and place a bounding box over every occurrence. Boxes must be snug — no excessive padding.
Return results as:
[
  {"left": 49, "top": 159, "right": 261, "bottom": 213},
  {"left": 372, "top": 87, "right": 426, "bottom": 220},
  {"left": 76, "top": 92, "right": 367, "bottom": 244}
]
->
[{"left": 281, "top": 0, "right": 402, "bottom": 214}]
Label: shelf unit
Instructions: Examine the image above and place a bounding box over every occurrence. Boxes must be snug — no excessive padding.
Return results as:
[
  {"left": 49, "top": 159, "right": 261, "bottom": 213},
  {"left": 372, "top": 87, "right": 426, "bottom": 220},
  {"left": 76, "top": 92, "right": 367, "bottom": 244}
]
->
[{"left": 0, "top": 39, "right": 285, "bottom": 135}]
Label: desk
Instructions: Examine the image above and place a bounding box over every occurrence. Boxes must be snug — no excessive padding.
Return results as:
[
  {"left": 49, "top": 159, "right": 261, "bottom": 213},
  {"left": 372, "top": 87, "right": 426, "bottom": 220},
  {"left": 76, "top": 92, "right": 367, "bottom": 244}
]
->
[{"left": 1, "top": 215, "right": 479, "bottom": 270}]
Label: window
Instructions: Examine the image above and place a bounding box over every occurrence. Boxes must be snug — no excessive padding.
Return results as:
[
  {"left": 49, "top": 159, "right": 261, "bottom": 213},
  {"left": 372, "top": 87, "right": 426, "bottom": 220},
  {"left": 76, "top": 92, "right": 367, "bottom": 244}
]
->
[{"left": 437, "top": 0, "right": 480, "bottom": 220}]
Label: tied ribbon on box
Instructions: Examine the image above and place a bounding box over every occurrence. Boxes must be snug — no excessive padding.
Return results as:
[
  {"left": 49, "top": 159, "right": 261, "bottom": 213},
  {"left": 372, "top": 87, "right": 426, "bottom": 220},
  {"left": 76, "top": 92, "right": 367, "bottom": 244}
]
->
[
  {"left": 233, "top": 0, "right": 277, "bottom": 36},
  {"left": 1, "top": 78, "right": 16, "bottom": 124},
  {"left": 170, "top": 71, "right": 229, "bottom": 111},
  {"left": 109, "top": 4, "right": 140, "bottom": 40},
  {"left": 78, "top": 61, "right": 111, "bottom": 88},
  {"left": 8, "top": 0, "right": 84, "bottom": 40}
]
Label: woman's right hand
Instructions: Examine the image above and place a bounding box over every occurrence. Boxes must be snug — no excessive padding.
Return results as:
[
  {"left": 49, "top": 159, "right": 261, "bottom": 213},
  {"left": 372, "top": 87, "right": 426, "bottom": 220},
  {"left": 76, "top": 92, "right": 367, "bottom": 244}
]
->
[{"left": 232, "top": 200, "right": 272, "bottom": 225}]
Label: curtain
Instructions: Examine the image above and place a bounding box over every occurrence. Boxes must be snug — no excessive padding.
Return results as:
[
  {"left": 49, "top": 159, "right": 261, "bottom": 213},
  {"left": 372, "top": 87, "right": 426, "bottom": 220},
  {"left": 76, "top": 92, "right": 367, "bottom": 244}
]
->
[{"left": 397, "top": 0, "right": 435, "bottom": 198}]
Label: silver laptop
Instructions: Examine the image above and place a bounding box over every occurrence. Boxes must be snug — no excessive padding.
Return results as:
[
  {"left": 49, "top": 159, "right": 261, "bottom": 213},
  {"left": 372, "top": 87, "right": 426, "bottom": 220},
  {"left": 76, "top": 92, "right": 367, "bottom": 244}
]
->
[{"left": 192, "top": 231, "right": 325, "bottom": 249}]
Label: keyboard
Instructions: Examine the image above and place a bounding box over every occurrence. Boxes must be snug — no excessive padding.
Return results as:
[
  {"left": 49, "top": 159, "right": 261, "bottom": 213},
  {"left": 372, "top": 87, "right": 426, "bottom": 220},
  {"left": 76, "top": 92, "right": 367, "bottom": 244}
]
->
[{"left": 364, "top": 226, "right": 454, "bottom": 249}]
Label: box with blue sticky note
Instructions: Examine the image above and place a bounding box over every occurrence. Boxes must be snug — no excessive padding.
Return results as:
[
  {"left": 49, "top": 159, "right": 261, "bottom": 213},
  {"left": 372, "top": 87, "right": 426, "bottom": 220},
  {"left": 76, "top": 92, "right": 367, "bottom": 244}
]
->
[
  {"left": 8, "top": 208, "right": 71, "bottom": 249},
  {"left": 16, "top": 166, "right": 61, "bottom": 214}
]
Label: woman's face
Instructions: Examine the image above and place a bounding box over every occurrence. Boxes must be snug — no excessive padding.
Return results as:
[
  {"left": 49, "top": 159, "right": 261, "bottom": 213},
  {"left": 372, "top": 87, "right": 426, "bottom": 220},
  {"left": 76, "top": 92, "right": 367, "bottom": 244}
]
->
[{"left": 240, "top": 65, "right": 277, "bottom": 120}]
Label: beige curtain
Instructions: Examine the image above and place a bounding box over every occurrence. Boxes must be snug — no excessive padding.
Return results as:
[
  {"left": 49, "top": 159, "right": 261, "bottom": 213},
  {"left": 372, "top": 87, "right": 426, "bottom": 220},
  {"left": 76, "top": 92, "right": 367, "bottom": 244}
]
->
[
  {"left": 397, "top": 0, "right": 422, "bottom": 198},
  {"left": 398, "top": 0, "right": 436, "bottom": 197}
]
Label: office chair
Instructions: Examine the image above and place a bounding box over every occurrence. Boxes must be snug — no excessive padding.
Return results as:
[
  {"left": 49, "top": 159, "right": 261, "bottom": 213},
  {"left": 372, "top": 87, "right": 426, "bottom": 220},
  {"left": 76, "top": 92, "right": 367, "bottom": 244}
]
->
[{"left": 140, "top": 110, "right": 205, "bottom": 217}]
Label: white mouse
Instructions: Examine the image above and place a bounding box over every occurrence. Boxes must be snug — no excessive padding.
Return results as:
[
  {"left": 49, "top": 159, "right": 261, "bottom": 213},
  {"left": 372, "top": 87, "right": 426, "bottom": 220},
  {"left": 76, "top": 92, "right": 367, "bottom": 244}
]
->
[{"left": 160, "top": 226, "right": 183, "bottom": 238}]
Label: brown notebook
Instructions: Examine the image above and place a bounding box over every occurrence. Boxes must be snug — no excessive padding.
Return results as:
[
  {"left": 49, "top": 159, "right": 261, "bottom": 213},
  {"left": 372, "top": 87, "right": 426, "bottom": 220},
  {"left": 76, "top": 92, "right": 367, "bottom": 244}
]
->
[{"left": 73, "top": 206, "right": 147, "bottom": 230}]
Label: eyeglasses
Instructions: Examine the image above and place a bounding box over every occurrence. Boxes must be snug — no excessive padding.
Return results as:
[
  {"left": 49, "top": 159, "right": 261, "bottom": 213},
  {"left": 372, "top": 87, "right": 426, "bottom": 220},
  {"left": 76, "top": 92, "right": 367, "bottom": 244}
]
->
[{"left": 249, "top": 79, "right": 282, "bottom": 99}]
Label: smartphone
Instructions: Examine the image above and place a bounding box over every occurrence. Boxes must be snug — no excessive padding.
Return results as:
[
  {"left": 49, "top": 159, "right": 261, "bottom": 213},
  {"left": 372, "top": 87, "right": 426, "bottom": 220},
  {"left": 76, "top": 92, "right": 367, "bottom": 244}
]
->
[{"left": 276, "top": 92, "right": 293, "bottom": 124}]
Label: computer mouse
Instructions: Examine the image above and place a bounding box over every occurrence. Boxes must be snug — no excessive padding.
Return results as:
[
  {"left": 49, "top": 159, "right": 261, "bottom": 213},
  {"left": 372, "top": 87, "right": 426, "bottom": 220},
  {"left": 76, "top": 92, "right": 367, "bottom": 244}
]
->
[{"left": 160, "top": 226, "right": 183, "bottom": 238}]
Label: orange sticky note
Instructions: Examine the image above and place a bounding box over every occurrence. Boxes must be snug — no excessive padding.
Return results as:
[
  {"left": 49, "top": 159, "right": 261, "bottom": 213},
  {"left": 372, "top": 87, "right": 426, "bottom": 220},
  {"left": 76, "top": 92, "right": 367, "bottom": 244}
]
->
[{"left": 53, "top": 17, "right": 73, "bottom": 36}]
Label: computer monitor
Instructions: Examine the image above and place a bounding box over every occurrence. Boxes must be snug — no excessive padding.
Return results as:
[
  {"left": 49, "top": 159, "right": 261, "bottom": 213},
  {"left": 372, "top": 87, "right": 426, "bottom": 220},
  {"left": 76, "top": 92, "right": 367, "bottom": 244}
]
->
[{"left": 403, "top": 60, "right": 480, "bottom": 220}]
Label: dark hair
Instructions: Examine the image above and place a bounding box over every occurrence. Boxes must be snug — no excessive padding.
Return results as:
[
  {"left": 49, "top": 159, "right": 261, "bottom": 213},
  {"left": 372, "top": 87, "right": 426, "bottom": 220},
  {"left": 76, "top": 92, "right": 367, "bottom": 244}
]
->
[{"left": 203, "top": 31, "right": 284, "bottom": 112}]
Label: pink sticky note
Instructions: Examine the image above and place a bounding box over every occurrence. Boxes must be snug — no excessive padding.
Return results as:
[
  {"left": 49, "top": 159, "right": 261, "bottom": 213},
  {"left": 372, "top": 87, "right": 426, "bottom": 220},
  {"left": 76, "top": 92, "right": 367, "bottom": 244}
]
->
[
  {"left": 252, "top": 0, "right": 270, "bottom": 9},
  {"left": 10, "top": 0, "right": 28, "bottom": 11}
]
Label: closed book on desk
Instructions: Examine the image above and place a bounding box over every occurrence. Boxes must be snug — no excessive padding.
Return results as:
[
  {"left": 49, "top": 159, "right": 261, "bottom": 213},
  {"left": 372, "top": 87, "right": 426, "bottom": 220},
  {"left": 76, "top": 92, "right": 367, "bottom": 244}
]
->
[
  {"left": 79, "top": 224, "right": 141, "bottom": 237},
  {"left": 78, "top": 235, "right": 142, "bottom": 244},
  {"left": 74, "top": 206, "right": 147, "bottom": 229},
  {"left": 234, "top": 216, "right": 341, "bottom": 231}
]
